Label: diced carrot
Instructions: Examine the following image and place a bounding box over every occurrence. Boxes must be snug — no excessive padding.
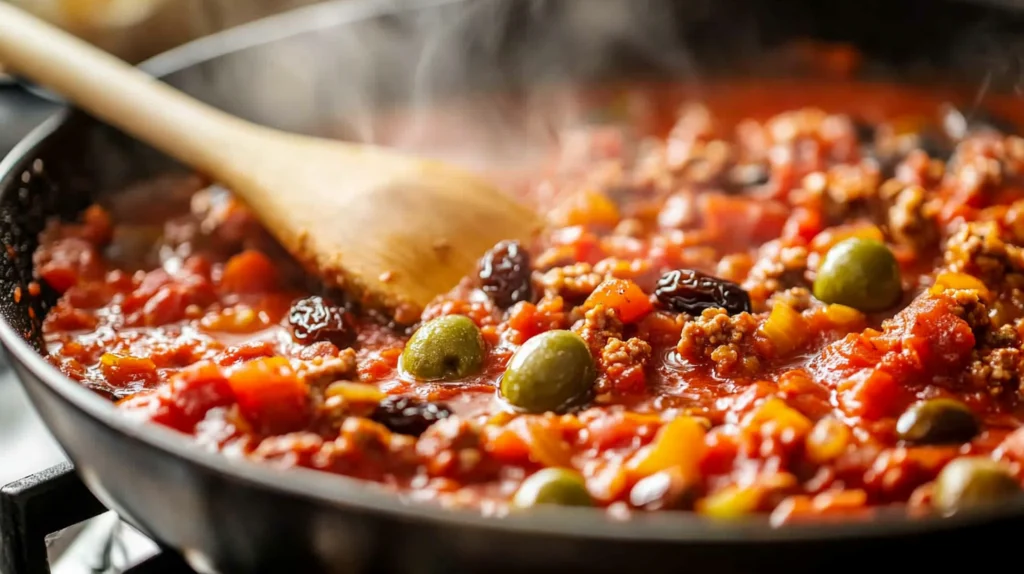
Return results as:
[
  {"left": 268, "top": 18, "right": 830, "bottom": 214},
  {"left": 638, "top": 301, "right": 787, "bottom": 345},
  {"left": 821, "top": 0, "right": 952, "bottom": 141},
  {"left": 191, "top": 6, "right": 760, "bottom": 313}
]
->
[
  {"left": 584, "top": 278, "right": 653, "bottom": 323},
  {"left": 199, "top": 305, "right": 270, "bottom": 334},
  {"left": 758, "top": 302, "right": 809, "bottom": 356},
  {"left": 550, "top": 189, "right": 621, "bottom": 229},
  {"left": 823, "top": 304, "right": 866, "bottom": 330},
  {"left": 810, "top": 222, "right": 884, "bottom": 255},
  {"left": 227, "top": 357, "right": 309, "bottom": 434},
  {"left": 587, "top": 463, "right": 630, "bottom": 503},
  {"left": 100, "top": 352, "right": 158, "bottom": 386},
  {"left": 626, "top": 416, "right": 706, "bottom": 481},
  {"left": 220, "top": 249, "right": 278, "bottom": 294},
  {"left": 698, "top": 485, "right": 764, "bottom": 519},
  {"left": 741, "top": 397, "right": 813, "bottom": 439},
  {"left": 483, "top": 425, "right": 531, "bottom": 464},
  {"left": 324, "top": 381, "right": 385, "bottom": 403},
  {"left": 929, "top": 272, "right": 990, "bottom": 300},
  {"left": 805, "top": 417, "right": 852, "bottom": 463},
  {"left": 509, "top": 417, "right": 574, "bottom": 468}
]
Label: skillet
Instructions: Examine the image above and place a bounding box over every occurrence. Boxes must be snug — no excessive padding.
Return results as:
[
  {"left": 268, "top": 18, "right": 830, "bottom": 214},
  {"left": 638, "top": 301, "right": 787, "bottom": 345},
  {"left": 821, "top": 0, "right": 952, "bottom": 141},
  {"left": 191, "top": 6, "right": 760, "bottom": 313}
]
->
[{"left": 4, "top": 0, "right": 1024, "bottom": 571}]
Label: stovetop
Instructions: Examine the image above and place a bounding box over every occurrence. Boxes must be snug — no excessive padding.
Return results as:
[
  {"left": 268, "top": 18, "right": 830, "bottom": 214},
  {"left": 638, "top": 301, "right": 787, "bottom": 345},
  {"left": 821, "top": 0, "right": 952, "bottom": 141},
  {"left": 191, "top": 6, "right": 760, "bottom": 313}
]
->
[{"left": 0, "top": 79, "right": 192, "bottom": 574}]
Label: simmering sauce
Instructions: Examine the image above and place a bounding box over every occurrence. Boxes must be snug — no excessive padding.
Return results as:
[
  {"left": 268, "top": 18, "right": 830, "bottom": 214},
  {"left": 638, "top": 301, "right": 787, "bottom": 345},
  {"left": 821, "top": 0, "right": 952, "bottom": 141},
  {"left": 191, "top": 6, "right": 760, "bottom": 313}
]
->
[{"left": 34, "top": 80, "right": 1024, "bottom": 522}]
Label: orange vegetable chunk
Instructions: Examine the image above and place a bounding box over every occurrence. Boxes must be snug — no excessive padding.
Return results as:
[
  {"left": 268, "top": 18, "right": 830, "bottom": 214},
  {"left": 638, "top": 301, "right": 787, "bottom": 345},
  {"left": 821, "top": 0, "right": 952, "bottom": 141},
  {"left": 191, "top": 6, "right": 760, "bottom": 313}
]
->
[{"left": 584, "top": 278, "right": 653, "bottom": 323}]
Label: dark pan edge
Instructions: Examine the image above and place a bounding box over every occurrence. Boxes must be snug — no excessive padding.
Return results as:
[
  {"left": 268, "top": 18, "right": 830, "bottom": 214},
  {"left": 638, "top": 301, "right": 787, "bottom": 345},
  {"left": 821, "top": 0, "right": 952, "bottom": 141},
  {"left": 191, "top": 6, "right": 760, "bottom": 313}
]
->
[{"left": 1, "top": 0, "right": 1023, "bottom": 546}]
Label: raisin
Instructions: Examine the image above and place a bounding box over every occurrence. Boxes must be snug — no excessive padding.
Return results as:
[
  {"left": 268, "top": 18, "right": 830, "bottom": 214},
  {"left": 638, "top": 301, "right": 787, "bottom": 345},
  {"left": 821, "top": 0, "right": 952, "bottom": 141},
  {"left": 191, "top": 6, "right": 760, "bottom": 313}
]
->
[
  {"left": 370, "top": 395, "right": 453, "bottom": 436},
  {"left": 288, "top": 296, "right": 355, "bottom": 348},
  {"left": 477, "top": 240, "right": 533, "bottom": 309},
  {"left": 653, "top": 269, "right": 751, "bottom": 316}
]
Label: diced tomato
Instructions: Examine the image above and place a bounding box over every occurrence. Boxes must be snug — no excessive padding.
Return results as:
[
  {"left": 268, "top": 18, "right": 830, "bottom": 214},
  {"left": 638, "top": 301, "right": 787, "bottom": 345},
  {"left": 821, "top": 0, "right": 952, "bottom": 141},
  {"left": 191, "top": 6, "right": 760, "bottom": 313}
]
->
[
  {"left": 700, "top": 194, "right": 789, "bottom": 250},
  {"left": 812, "top": 295, "right": 975, "bottom": 402},
  {"left": 163, "top": 361, "right": 235, "bottom": 430},
  {"left": 781, "top": 206, "right": 824, "bottom": 244},
  {"left": 81, "top": 205, "right": 114, "bottom": 245},
  {"left": 121, "top": 269, "right": 171, "bottom": 314},
  {"left": 836, "top": 369, "right": 908, "bottom": 420},
  {"left": 39, "top": 264, "right": 79, "bottom": 294},
  {"left": 44, "top": 300, "right": 99, "bottom": 331},
  {"left": 504, "top": 298, "right": 567, "bottom": 344},
  {"left": 482, "top": 426, "right": 531, "bottom": 463},
  {"left": 37, "top": 237, "right": 104, "bottom": 294},
  {"left": 227, "top": 357, "right": 309, "bottom": 435},
  {"left": 220, "top": 250, "right": 278, "bottom": 294},
  {"left": 545, "top": 226, "right": 604, "bottom": 265},
  {"left": 217, "top": 341, "right": 278, "bottom": 366},
  {"left": 700, "top": 428, "right": 740, "bottom": 476},
  {"left": 584, "top": 411, "right": 660, "bottom": 451},
  {"left": 64, "top": 282, "right": 116, "bottom": 309},
  {"left": 118, "top": 361, "right": 234, "bottom": 433},
  {"left": 142, "top": 286, "right": 193, "bottom": 326},
  {"left": 583, "top": 278, "right": 653, "bottom": 323}
]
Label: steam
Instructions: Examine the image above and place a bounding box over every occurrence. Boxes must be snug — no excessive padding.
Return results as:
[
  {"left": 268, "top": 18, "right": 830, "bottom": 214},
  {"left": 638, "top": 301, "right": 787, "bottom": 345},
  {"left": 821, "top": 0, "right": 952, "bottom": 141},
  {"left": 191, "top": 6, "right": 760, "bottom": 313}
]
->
[{"left": 178, "top": 0, "right": 706, "bottom": 174}]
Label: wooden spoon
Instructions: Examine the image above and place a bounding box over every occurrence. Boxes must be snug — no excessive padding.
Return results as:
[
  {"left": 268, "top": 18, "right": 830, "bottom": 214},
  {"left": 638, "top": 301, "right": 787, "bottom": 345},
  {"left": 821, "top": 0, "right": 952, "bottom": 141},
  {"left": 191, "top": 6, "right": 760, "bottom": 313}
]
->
[{"left": 0, "top": 3, "right": 541, "bottom": 324}]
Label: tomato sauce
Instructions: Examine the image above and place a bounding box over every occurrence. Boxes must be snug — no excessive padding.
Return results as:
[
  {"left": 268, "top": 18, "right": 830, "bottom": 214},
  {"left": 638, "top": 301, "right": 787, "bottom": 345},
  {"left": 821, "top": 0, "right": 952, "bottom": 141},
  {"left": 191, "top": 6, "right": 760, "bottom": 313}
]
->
[{"left": 33, "top": 80, "right": 1024, "bottom": 523}]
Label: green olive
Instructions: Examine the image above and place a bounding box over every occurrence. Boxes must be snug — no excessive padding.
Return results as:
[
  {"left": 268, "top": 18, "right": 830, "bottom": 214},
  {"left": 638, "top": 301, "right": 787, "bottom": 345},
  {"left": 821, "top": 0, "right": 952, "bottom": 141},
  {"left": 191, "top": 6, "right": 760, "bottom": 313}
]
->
[
  {"left": 896, "top": 398, "right": 979, "bottom": 445},
  {"left": 512, "top": 468, "right": 593, "bottom": 508},
  {"left": 399, "top": 315, "right": 485, "bottom": 381},
  {"left": 813, "top": 238, "right": 902, "bottom": 311},
  {"left": 499, "top": 330, "right": 596, "bottom": 413},
  {"left": 932, "top": 457, "right": 1021, "bottom": 513}
]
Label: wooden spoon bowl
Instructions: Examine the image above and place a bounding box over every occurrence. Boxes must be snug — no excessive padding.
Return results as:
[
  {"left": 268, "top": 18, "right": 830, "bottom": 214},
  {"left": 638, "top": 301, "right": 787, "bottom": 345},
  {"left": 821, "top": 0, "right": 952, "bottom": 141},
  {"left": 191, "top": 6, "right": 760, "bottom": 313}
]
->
[{"left": 0, "top": 2, "right": 542, "bottom": 324}]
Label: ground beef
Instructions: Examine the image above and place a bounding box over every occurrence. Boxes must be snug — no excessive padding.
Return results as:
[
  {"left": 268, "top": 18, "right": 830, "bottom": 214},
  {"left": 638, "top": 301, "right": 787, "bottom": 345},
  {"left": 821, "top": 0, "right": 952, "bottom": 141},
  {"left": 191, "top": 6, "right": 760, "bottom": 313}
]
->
[
  {"left": 296, "top": 348, "right": 358, "bottom": 388},
  {"left": 573, "top": 304, "right": 624, "bottom": 354},
  {"left": 967, "top": 347, "right": 1024, "bottom": 396},
  {"left": 251, "top": 418, "right": 419, "bottom": 480},
  {"left": 1003, "top": 201, "right": 1024, "bottom": 245},
  {"left": 821, "top": 162, "right": 882, "bottom": 221},
  {"left": 948, "top": 135, "right": 1006, "bottom": 197},
  {"left": 767, "top": 287, "right": 816, "bottom": 313},
  {"left": 613, "top": 218, "right": 646, "bottom": 238},
  {"left": 744, "top": 241, "right": 809, "bottom": 307},
  {"left": 983, "top": 323, "right": 1020, "bottom": 349},
  {"left": 676, "top": 308, "right": 761, "bottom": 374},
  {"left": 944, "top": 221, "right": 1024, "bottom": 285},
  {"left": 596, "top": 337, "right": 653, "bottom": 395},
  {"left": 415, "top": 416, "right": 493, "bottom": 480},
  {"left": 536, "top": 263, "right": 603, "bottom": 301},
  {"left": 886, "top": 183, "right": 939, "bottom": 251},
  {"left": 891, "top": 150, "right": 945, "bottom": 187},
  {"left": 946, "top": 289, "right": 991, "bottom": 333}
]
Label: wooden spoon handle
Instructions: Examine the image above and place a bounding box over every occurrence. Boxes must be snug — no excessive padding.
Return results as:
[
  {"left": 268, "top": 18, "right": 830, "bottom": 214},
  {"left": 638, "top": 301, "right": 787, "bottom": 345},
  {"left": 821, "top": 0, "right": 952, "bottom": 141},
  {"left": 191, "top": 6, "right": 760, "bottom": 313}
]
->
[{"left": 0, "top": 2, "right": 255, "bottom": 174}]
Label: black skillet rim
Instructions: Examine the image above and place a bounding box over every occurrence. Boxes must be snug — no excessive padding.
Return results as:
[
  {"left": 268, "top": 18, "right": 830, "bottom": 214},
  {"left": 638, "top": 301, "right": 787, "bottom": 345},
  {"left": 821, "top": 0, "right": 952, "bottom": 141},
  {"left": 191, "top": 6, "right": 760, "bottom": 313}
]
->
[{"left": 2, "top": 0, "right": 1024, "bottom": 544}]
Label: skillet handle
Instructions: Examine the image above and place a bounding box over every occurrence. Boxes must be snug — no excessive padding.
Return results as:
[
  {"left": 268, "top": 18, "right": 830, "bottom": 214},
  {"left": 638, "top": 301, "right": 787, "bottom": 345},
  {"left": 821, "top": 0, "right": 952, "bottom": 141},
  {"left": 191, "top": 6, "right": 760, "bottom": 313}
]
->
[{"left": 0, "top": 2, "right": 260, "bottom": 178}]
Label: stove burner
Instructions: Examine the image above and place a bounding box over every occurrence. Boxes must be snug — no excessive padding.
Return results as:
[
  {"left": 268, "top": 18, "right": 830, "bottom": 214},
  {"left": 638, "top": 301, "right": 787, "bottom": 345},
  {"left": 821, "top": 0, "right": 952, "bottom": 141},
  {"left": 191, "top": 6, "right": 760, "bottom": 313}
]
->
[{"left": 1, "top": 463, "right": 194, "bottom": 574}]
